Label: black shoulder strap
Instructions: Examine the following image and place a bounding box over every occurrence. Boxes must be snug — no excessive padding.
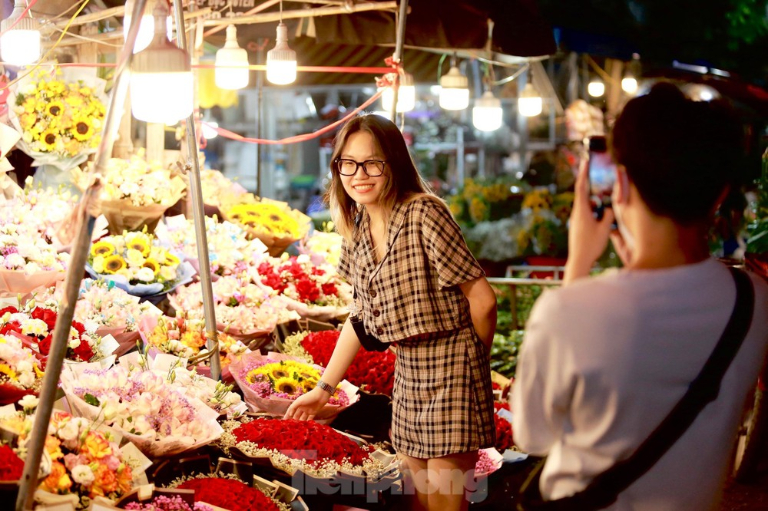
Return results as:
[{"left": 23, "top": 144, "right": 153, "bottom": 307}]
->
[{"left": 524, "top": 267, "right": 755, "bottom": 511}]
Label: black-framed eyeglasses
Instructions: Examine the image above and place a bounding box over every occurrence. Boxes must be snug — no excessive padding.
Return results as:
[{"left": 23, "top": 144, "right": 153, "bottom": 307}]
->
[{"left": 334, "top": 158, "right": 386, "bottom": 177}]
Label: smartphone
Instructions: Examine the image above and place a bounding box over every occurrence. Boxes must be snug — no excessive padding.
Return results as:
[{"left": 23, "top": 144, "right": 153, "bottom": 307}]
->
[{"left": 587, "top": 136, "right": 617, "bottom": 219}]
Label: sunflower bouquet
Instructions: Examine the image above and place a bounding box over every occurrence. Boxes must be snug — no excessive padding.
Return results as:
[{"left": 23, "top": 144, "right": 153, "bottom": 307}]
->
[
  {"left": 8, "top": 65, "right": 107, "bottom": 172},
  {"left": 229, "top": 352, "right": 358, "bottom": 420},
  {"left": 86, "top": 230, "right": 195, "bottom": 297},
  {"left": 224, "top": 197, "right": 311, "bottom": 256}
]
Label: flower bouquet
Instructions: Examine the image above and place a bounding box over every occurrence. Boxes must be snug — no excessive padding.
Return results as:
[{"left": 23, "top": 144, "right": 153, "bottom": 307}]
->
[
  {"left": 220, "top": 417, "right": 397, "bottom": 481},
  {"left": 0, "top": 334, "right": 43, "bottom": 405},
  {"left": 74, "top": 154, "right": 186, "bottom": 234},
  {"left": 230, "top": 352, "right": 358, "bottom": 420},
  {"left": 138, "top": 314, "right": 250, "bottom": 384},
  {"left": 8, "top": 65, "right": 107, "bottom": 174},
  {"left": 0, "top": 304, "right": 118, "bottom": 366},
  {"left": 253, "top": 255, "right": 352, "bottom": 321},
  {"left": 282, "top": 330, "right": 395, "bottom": 397},
  {"left": 200, "top": 168, "right": 248, "bottom": 209},
  {"left": 493, "top": 402, "right": 514, "bottom": 453},
  {"left": 0, "top": 222, "right": 69, "bottom": 296},
  {"left": 157, "top": 215, "right": 268, "bottom": 278},
  {"left": 0, "top": 409, "right": 145, "bottom": 509},
  {"left": 474, "top": 448, "right": 503, "bottom": 479},
  {"left": 60, "top": 363, "right": 223, "bottom": 458},
  {"left": 164, "top": 474, "right": 291, "bottom": 511},
  {"left": 86, "top": 230, "right": 196, "bottom": 298},
  {"left": 300, "top": 227, "right": 343, "bottom": 267},
  {"left": 224, "top": 198, "right": 311, "bottom": 256},
  {"left": 170, "top": 275, "right": 289, "bottom": 345}
]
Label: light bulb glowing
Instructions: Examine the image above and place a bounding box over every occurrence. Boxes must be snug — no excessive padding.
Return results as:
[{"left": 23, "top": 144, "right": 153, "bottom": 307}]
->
[
  {"left": 0, "top": 0, "right": 40, "bottom": 66},
  {"left": 439, "top": 65, "right": 469, "bottom": 110},
  {"left": 473, "top": 91, "right": 503, "bottom": 132},
  {"left": 381, "top": 85, "right": 416, "bottom": 113},
  {"left": 518, "top": 83, "right": 542, "bottom": 117},
  {"left": 202, "top": 121, "right": 219, "bottom": 139},
  {"left": 588, "top": 79, "right": 605, "bottom": 97},
  {"left": 131, "top": 71, "right": 193, "bottom": 124},
  {"left": 124, "top": 0, "right": 172, "bottom": 54},
  {"left": 266, "top": 22, "right": 297, "bottom": 85},
  {"left": 215, "top": 25, "right": 249, "bottom": 90},
  {"left": 621, "top": 77, "right": 638, "bottom": 94}
]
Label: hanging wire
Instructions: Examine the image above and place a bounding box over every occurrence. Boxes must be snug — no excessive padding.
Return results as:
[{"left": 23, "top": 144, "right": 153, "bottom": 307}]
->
[
  {"left": 279, "top": 0, "right": 283, "bottom": 23},
  {"left": 493, "top": 62, "right": 530, "bottom": 86},
  {"left": 436, "top": 52, "right": 447, "bottom": 83}
]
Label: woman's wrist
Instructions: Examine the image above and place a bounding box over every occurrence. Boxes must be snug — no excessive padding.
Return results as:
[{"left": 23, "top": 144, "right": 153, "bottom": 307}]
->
[{"left": 316, "top": 380, "right": 336, "bottom": 395}]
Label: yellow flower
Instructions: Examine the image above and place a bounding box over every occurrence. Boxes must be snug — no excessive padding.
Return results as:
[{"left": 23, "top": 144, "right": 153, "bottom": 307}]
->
[
  {"left": 19, "top": 113, "right": 36, "bottom": 130},
  {"left": 90, "top": 240, "right": 115, "bottom": 257},
  {"left": 65, "top": 95, "right": 84, "bottom": 108},
  {"left": 268, "top": 364, "right": 290, "bottom": 380},
  {"left": 23, "top": 97, "right": 36, "bottom": 114},
  {"left": 71, "top": 116, "right": 94, "bottom": 142},
  {"left": 45, "top": 436, "right": 63, "bottom": 460},
  {"left": 126, "top": 234, "right": 150, "bottom": 256},
  {"left": 39, "top": 129, "right": 58, "bottom": 151},
  {"left": 46, "top": 100, "right": 64, "bottom": 117},
  {"left": 40, "top": 461, "right": 72, "bottom": 494},
  {"left": 143, "top": 258, "right": 160, "bottom": 276},
  {"left": 80, "top": 86, "right": 92, "bottom": 96},
  {"left": 164, "top": 252, "right": 180, "bottom": 267},
  {"left": 273, "top": 376, "right": 301, "bottom": 395},
  {"left": 47, "top": 80, "right": 65, "bottom": 95},
  {"left": 103, "top": 255, "right": 126, "bottom": 274},
  {"left": 83, "top": 430, "right": 112, "bottom": 459},
  {"left": 0, "top": 363, "right": 17, "bottom": 381}
]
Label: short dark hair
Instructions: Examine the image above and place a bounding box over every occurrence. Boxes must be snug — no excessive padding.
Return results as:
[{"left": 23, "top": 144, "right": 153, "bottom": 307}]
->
[{"left": 611, "top": 82, "right": 744, "bottom": 224}]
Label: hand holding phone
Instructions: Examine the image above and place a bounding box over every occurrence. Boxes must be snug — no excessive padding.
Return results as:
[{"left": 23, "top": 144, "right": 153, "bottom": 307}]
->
[{"left": 587, "top": 136, "right": 617, "bottom": 220}]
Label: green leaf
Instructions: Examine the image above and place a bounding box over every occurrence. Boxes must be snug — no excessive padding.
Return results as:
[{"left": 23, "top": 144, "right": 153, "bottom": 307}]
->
[{"left": 84, "top": 393, "right": 100, "bottom": 407}]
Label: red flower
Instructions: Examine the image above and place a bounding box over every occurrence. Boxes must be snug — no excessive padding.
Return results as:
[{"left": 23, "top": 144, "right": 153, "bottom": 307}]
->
[
  {"left": 321, "top": 283, "right": 338, "bottom": 297},
  {"left": 72, "top": 340, "right": 94, "bottom": 362},
  {"left": 38, "top": 334, "right": 53, "bottom": 356},
  {"left": 311, "top": 267, "right": 326, "bottom": 276},
  {"left": 0, "top": 306, "right": 18, "bottom": 317},
  {"left": 0, "top": 444, "right": 24, "bottom": 481},
  {"left": 177, "top": 477, "right": 280, "bottom": 511},
  {"left": 31, "top": 307, "right": 57, "bottom": 331},
  {"left": 295, "top": 278, "right": 320, "bottom": 303},
  {"left": 0, "top": 321, "right": 22, "bottom": 336},
  {"left": 71, "top": 321, "right": 86, "bottom": 335},
  {"left": 494, "top": 414, "right": 513, "bottom": 452}
]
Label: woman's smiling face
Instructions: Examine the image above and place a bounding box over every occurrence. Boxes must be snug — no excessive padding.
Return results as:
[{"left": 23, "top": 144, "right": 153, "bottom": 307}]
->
[{"left": 338, "top": 131, "right": 387, "bottom": 207}]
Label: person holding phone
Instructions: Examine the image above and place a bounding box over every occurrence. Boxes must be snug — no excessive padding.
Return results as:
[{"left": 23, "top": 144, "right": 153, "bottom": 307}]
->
[
  {"left": 512, "top": 83, "right": 768, "bottom": 510},
  {"left": 285, "top": 114, "right": 497, "bottom": 511}
]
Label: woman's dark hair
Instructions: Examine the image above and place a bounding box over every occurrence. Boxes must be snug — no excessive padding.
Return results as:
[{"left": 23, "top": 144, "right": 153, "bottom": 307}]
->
[
  {"left": 326, "top": 114, "right": 434, "bottom": 240},
  {"left": 611, "top": 82, "right": 744, "bottom": 225}
]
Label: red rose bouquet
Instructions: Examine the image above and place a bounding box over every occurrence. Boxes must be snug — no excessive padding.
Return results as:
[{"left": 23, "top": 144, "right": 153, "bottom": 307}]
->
[
  {"left": 0, "top": 333, "right": 44, "bottom": 405},
  {"left": 253, "top": 255, "right": 352, "bottom": 320},
  {"left": 493, "top": 402, "right": 514, "bottom": 452},
  {"left": 283, "top": 330, "right": 395, "bottom": 396},
  {"left": 0, "top": 444, "right": 24, "bottom": 481},
  {"left": 171, "top": 476, "right": 288, "bottom": 511}
]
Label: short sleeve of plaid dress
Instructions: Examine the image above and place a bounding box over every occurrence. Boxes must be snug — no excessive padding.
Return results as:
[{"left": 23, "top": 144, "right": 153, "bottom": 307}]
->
[{"left": 337, "top": 196, "right": 496, "bottom": 458}]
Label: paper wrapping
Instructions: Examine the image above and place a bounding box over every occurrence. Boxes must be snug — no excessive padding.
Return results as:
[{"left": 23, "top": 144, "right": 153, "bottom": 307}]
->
[
  {"left": 85, "top": 260, "right": 196, "bottom": 298},
  {"left": 229, "top": 351, "right": 359, "bottom": 423},
  {"left": 223, "top": 198, "right": 312, "bottom": 257},
  {"left": 0, "top": 269, "right": 65, "bottom": 297},
  {"left": 276, "top": 295, "right": 349, "bottom": 322}
]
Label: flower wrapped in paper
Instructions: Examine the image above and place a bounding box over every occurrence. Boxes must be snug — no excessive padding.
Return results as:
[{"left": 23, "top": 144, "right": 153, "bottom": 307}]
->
[
  {"left": 170, "top": 275, "right": 293, "bottom": 346},
  {"left": 282, "top": 330, "right": 395, "bottom": 397},
  {"left": 156, "top": 215, "right": 268, "bottom": 278},
  {"left": 219, "top": 417, "right": 398, "bottom": 482},
  {"left": 162, "top": 474, "right": 292, "bottom": 511},
  {"left": 223, "top": 197, "right": 311, "bottom": 257},
  {"left": 137, "top": 314, "right": 251, "bottom": 383},
  {"left": 0, "top": 218, "right": 69, "bottom": 296},
  {"left": 73, "top": 154, "right": 187, "bottom": 234},
  {"left": 7, "top": 65, "right": 107, "bottom": 176},
  {"left": 230, "top": 352, "right": 358, "bottom": 421},
  {"left": 0, "top": 408, "right": 150, "bottom": 508},
  {"left": 474, "top": 448, "right": 504, "bottom": 479},
  {"left": 300, "top": 225, "right": 343, "bottom": 267},
  {"left": 60, "top": 361, "right": 223, "bottom": 458},
  {"left": 36, "top": 279, "right": 162, "bottom": 357},
  {"left": 252, "top": 254, "right": 352, "bottom": 321},
  {"left": 200, "top": 168, "right": 248, "bottom": 209},
  {"left": 86, "top": 230, "right": 196, "bottom": 298},
  {"left": 0, "top": 334, "right": 43, "bottom": 405}
]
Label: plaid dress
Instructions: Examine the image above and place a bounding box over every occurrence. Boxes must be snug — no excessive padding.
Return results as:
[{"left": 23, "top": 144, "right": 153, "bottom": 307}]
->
[{"left": 337, "top": 196, "right": 496, "bottom": 458}]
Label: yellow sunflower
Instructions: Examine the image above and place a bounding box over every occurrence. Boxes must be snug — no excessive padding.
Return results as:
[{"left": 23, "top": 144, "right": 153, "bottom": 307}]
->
[
  {"left": 39, "top": 129, "right": 59, "bottom": 151},
  {"left": 0, "top": 363, "right": 17, "bottom": 381},
  {"left": 142, "top": 258, "right": 160, "bottom": 276},
  {"left": 46, "top": 100, "right": 65, "bottom": 117},
  {"left": 164, "top": 252, "right": 180, "bottom": 267},
  {"left": 273, "top": 377, "right": 301, "bottom": 395},
  {"left": 71, "top": 116, "right": 94, "bottom": 142},
  {"left": 103, "top": 255, "right": 126, "bottom": 274},
  {"left": 126, "top": 235, "right": 150, "bottom": 257},
  {"left": 47, "top": 80, "right": 65, "bottom": 95},
  {"left": 268, "top": 364, "right": 290, "bottom": 380},
  {"left": 245, "top": 367, "right": 269, "bottom": 384},
  {"left": 90, "top": 240, "right": 115, "bottom": 257}
]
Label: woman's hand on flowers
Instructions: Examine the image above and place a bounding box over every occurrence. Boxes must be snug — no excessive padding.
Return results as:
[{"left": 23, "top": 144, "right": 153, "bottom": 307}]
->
[
  {"left": 564, "top": 162, "right": 615, "bottom": 285},
  {"left": 284, "top": 387, "right": 330, "bottom": 421}
]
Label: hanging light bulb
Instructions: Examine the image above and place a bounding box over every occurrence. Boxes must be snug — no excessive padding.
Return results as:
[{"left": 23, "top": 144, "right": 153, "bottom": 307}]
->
[
  {"left": 266, "top": 22, "right": 297, "bottom": 85},
  {"left": 439, "top": 59, "right": 469, "bottom": 110},
  {"left": 621, "top": 75, "right": 638, "bottom": 94},
  {"left": 215, "top": 25, "right": 249, "bottom": 90},
  {"left": 588, "top": 78, "right": 605, "bottom": 97},
  {"left": 381, "top": 72, "right": 415, "bottom": 113},
  {"left": 130, "top": 0, "right": 193, "bottom": 124},
  {"left": 0, "top": 0, "right": 41, "bottom": 66},
  {"left": 473, "top": 90, "right": 503, "bottom": 132},
  {"left": 124, "top": 0, "right": 172, "bottom": 54},
  {"left": 202, "top": 121, "right": 219, "bottom": 140},
  {"left": 518, "top": 83, "right": 542, "bottom": 117}
]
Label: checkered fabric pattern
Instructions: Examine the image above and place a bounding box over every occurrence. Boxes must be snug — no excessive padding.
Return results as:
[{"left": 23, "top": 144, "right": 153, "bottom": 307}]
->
[
  {"left": 393, "top": 326, "right": 496, "bottom": 458},
  {"left": 337, "top": 196, "right": 495, "bottom": 457},
  {"left": 337, "top": 197, "right": 485, "bottom": 344}
]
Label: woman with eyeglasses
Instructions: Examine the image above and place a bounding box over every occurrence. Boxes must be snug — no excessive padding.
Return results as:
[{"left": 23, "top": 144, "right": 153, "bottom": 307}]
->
[{"left": 285, "top": 114, "right": 497, "bottom": 511}]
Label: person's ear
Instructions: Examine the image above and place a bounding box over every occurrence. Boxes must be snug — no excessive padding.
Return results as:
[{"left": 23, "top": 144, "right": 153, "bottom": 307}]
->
[{"left": 614, "top": 165, "right": 630, "bottom": 205}]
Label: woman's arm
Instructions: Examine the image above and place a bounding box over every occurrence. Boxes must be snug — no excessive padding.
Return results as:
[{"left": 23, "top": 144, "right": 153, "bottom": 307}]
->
[
  {"left": 284, "top": 318, "right": 361, "bottom": 420},
  {"left": 460, "top": 276, "right": 497, "bottom": 350}
]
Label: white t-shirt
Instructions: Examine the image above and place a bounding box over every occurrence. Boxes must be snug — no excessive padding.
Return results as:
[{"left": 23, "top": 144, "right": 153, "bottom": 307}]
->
[{"left": 512, "top": 258, "right": 768, "bottom": 511}]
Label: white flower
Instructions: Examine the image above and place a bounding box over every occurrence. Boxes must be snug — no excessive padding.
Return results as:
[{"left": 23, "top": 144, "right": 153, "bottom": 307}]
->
[
  {"left": 71, "top": 465, "right": 95, "bottom": 487},
  {"left": 68, "top": 336, "right": 81, "bottom": 349},
  {"left": 135, "top": 267, "right": 155, "bottom": 282},
  {"left": 92, "top": 255, "right": 105, "bottom": 273},
  {"left": 57, "top": 419, "right": 80, "bottom": 442},
  {"left": 18, "top": 394, "right": 39, "bottom": 410},
  {"left": 21, "top": 319, "right": 49, "bottom": 337},
  {"left": 159, "top": 266, "right": 177, "bottom": 281},
  {"left": 5, "top": 253, "right": 25, "bottom": 268}
]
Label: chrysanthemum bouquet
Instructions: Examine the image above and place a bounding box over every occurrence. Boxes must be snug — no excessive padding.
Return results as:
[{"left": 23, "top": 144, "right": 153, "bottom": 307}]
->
[
  {"left": 224, "top": 198, "right": 311, "bottom": 256},
  {"left": 8, "top": 66, "right": 107, "bottom": 171},
  {"left": 86, "top": 230, "right": 195, "bottom": 296}
]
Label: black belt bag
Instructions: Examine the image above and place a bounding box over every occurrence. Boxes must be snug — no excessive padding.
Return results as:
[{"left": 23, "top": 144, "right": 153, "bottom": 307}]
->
[{"left": 350, "top": 314, "right": 389, "bottom": 352}]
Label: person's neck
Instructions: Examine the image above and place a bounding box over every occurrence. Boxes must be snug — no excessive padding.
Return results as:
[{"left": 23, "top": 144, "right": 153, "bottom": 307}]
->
[
  {"left": 628, "top": 216, "right": 710, "bottom": 270},
  {"left": 365, "top": 204, "right": 385, "bottom": 228}
]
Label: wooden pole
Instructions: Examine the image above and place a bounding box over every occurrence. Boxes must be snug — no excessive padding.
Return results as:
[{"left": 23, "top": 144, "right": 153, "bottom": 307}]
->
[{"left": 388, "top": 0, "right": 409, "bottom": 123}]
